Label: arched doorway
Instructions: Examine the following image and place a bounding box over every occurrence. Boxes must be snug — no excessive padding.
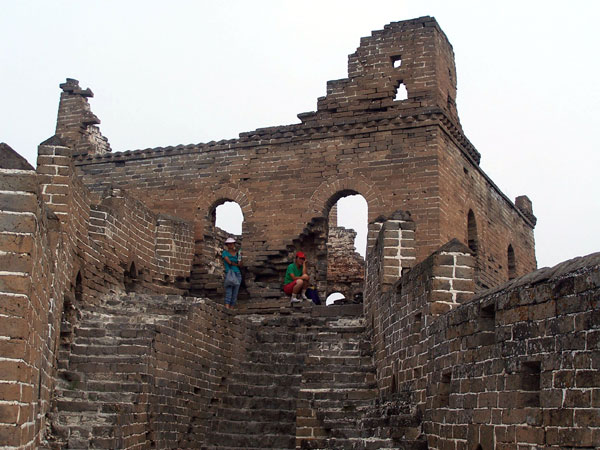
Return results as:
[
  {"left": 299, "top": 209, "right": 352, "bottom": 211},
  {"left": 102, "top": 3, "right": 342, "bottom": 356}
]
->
[
  {"left": 326, "top": 192, "right": 368, "bottom": 302},
  {"left": 190, "top": 199, "right": 245, "bottom": 300}
]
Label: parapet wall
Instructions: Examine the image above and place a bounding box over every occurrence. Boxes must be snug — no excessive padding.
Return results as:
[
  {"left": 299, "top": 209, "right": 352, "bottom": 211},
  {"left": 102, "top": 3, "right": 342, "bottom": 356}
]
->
[
  {"left": 365, "top": 216, "right": 600, "bottom": 448},
  {"left": 0, "top": 153, "right": 67, "bottom": 448}
]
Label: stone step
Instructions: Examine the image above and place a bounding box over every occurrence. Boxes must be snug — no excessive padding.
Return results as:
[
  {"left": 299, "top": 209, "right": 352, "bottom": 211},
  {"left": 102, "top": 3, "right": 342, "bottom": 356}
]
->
[
  {"left": 301, "top": 382, "right": 378, "bottom": 391},
  {"left": 72, "top": 335, "right": 153, "bottom": 347},
  {"left": 212, "top": 418, "right": 295, "bottom": 435},
  {"left": 305, "top": 355, "right": 373, "bottom": 366},
  {"left": 235, "top": 372, "right": 301, "bottom": 387},
  {"left": 56, "top": 378, "right": 144, "bottom": 394},
  {"left": 67, "top": 360, "right": 148, "bottom": 375},
  {"left": 220, "top": 395, "right": 297, "bottom": 411},
  {"left": 215, "top": 407, "right": 296, "bottom": 422},
  {"left": 55, "top": 397, "right": 144, "bottom": 413},
  {"left": 67, "top": 354, "right": 147, "bottom": 365},
  {"left": 207, "top": 431, "right": 295, "bottom": 448},
  {"left": 298, "top": 387, "right": 379, "bottom": 401},
  {"left": 54, "top": 388, "right": 138, "bottom": 403},
  {"left": 248, "top": 351, "right": 307, "bottom": 365},
  {"left": 227, "top": 382, "right": 300, "bottom": 399},
  {"left": 302, "top": 369, "right": 376, "bottom": 383},
  {"left": 73, "top": 326, "right": 156, "bottom": 339},
  {"left": 239, "top": 361, "right": 303, "bottom": 375},
  {"left": 69, "top": 342, "right": 149, "bottom": 356},
  {"left": 297, "top": 437, "right": 426, "bottom": 450}
]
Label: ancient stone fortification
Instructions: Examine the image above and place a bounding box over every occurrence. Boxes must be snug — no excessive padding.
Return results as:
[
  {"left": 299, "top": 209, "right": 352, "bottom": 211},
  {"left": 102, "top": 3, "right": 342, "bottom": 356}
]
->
[{"left": 0, "top": 16, "right": 597, "bottom": 450}]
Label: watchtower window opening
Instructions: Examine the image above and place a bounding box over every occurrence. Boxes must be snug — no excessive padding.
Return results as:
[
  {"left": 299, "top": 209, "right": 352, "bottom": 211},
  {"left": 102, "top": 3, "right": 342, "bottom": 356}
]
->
[
  {"left": 394, "top": 82, "right": 408, "bottom": 101},
  {"left": 507, "top": 244, "right": 516, "bottom": 280},
  {"left": 391, "top": 55, "right": 402, "bottom": 68},
  {"left": 215, "top": 201, "right": 244, "bottom": 235}
]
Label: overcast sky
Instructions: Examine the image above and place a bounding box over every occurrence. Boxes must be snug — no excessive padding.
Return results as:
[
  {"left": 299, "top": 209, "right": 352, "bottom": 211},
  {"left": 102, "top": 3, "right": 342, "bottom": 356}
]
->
[{"left": 2, "top": 0, "right": 599, "bottom": 269}]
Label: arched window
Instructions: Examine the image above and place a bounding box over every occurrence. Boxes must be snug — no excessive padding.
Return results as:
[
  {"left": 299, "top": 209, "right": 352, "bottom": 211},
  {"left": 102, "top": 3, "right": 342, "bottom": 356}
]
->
[
  {"left": 467, "top": 210, "right": 478, "bottom": 255},
  {"left": 507, "top": 244, "right": 516, "bottom": 280}
]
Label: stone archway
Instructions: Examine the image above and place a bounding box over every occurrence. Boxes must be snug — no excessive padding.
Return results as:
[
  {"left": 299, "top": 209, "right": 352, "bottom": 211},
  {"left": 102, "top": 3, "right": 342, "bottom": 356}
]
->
[
  {"left": 306, "top": 174, "right": 385, "bottom": 224},
  {"left": 190, "top": 186, "right": 253, "bottom": 299}
]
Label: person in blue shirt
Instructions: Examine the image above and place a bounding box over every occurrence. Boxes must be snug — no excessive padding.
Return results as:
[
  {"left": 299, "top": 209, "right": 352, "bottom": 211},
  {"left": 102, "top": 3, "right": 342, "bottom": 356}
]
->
[{"left": 222, "top": 237, "right": 242, "bottom": 309}]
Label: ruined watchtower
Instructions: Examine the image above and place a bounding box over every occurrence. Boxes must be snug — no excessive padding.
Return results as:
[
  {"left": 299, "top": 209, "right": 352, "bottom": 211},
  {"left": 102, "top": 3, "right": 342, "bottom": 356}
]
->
[{"left": 57, "top": 17, "right": 535, "bottom": 302}]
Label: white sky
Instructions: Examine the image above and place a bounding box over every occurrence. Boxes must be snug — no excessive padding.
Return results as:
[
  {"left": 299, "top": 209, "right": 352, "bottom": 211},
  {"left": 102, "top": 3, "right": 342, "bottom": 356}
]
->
[{"left": 2, "top": 0, "right": 599, "bottom": 269}]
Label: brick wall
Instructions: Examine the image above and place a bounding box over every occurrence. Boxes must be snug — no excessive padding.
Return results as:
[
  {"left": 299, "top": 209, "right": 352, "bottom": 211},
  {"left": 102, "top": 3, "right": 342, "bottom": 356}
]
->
[
  {"left": 365, "top": 217, "right": 600, "bottom": 448},
  {"left": 0, "top": 146, "right": 69, "bottom": 448}
]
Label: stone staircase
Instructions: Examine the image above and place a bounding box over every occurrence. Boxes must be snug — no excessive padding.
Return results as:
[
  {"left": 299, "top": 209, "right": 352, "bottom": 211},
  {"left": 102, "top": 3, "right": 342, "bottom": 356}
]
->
[
  {"left": 206, "top": 302, "right": 426, "bottom": 450},
  {"left": 45, "top": 297, "right": 426, "bottom": 449},
  {"left": 46, "top": 294, "right": 193, "bottom": 449}
]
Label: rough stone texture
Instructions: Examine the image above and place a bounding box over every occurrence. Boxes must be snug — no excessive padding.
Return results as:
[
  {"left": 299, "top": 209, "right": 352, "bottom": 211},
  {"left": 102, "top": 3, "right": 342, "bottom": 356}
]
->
[
  {"left": 326, "top": 226, "right": 364, "bottom": 300},
  {"left": 0, "top": 15, "right": 596, "bottom": 450}
]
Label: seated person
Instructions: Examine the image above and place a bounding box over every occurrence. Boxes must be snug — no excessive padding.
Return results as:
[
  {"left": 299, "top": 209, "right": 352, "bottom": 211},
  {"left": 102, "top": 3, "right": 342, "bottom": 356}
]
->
[{"left": 283, "top": 251, "right": 310, "bottom": 304}]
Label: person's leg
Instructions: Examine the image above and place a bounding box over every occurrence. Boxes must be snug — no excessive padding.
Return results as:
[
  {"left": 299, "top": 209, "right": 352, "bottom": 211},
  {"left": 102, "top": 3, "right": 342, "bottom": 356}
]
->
[
  {"left": 292, "top": 279, "right": 304, "bottom": 294},
  {"left": 224, "top": 282, "right": 233, "bottom": 308},
  {"left": 289, "top": 279, "right": 303, "bottom": 304},
  {"left": 298, "top": 277, "right": 310, "bottom": 300},
  {"left": 230, "top": 272, "right": 242, "bottom": 307}
]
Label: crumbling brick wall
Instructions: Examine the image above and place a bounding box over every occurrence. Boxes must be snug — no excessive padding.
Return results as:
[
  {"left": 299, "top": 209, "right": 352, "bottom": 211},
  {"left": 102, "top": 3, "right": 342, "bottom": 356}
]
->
[
  {"left": 326, "top": 226, "right": 364, "bottom": 300},
  {"left": 365, "top": 216, "right": 600, "bottom": 448}
]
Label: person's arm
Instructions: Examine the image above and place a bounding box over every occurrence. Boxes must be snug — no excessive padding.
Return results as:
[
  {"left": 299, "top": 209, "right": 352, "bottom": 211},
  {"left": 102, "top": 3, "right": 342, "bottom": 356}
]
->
[{"left": 223, "top": 252, "right": 239, "bottom": 267}]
